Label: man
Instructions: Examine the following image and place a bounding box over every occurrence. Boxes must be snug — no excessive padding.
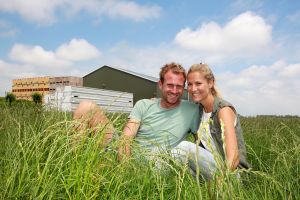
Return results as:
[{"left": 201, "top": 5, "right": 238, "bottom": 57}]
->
[
  {"left": 73, "top": 62, "right": 199, "bottom": 160},
  {"left": 118, "top": 62, "right": 200, "bottom": 160}
]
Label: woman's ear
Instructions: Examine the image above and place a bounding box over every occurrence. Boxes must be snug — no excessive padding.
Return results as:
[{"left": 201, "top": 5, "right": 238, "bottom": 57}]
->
[{"left": 208, "top": 80, "right": 214, "bottom": 89}]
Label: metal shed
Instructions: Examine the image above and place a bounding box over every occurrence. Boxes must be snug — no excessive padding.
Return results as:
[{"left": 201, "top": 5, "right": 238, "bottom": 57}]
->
[
  {"left": 83, "top": 65, "right": 159, "bottom": 104},
  {"left": 44, "top": 86, "right": 133, "bottom": 113}
]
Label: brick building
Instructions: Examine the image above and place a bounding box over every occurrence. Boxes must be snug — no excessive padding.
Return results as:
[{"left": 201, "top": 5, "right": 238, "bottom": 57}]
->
[{"left": 12, "top": 76, "right": 82, "bottom": 101}]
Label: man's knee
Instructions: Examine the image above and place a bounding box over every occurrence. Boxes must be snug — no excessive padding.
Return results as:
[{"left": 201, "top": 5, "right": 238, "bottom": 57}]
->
[
  {"left": 73, "top": 100, "right": 98, "bottom": 119},
  {"left": 73, "top": 100, "right": 111, "bottom": 128},
  {"left": 72, "top": 100, "right": 115, "bottom": 146}
]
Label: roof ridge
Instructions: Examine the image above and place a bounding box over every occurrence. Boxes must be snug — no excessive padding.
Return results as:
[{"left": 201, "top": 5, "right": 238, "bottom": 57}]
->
[{"left": 85, "top": 65, "right": 159, "bottom": 83}]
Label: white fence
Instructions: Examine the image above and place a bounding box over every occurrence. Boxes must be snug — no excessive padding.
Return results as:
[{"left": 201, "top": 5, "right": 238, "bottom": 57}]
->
[{"left": 44, "top": 86, "right": 133, "bottom": 113}]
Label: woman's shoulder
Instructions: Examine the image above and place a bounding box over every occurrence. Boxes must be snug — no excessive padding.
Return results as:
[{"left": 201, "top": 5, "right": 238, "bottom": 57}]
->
[
  {"left": 215, "top": 97, "right": 231, "bottom": 106},
  {"left": 214, "top": 97, "right": 235, "bottom": 110}
]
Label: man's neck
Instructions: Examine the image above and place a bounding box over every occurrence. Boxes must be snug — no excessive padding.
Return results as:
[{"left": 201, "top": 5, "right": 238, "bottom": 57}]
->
[{"left": 160, "top": 99, "right": 181, "bottom": 109}]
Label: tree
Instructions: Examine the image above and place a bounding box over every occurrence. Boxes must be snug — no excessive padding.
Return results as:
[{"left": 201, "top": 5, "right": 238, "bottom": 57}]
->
[
  {"left": 31, "top": 92, "right": 43, "bottom": 104},
  {"left": 5, "top": 93, "right": 16, "bottom": 106}
]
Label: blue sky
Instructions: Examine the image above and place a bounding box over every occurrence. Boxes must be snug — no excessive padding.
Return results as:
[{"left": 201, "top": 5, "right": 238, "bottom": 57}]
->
[{"left": 0, "top": 0, "right": 300, "bottom": 116}]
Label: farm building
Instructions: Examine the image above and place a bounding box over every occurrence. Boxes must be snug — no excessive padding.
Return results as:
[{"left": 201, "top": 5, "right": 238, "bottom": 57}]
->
[
  {"left": 83, "top": 65, "right": 189, "bottom": 104},
  {"left": 12, "top": 76, "right": 82, "bottom": 101},
  {"left": 83, "top": 66, "right": 159, "bottom": 104}
]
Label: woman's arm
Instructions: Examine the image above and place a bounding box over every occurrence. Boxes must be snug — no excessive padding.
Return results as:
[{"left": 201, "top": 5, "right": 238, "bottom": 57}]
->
[{"left": 218, "top": 107, "right": 239, "bottom": 170}]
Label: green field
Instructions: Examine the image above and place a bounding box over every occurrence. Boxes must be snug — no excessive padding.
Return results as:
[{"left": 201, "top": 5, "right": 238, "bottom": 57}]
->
[{"left": 0, "top": 101, "right": 299, "bottom": 199}]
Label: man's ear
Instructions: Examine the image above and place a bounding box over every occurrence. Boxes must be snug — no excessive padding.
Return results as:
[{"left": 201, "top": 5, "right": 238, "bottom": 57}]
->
[{"left": 158, "top": 80, "right": 163, "bottom": 90}]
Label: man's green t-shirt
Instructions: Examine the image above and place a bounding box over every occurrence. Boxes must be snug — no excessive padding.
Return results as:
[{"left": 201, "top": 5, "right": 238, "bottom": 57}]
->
[{"left": 129, "top": 99, "right": 200, "bottom": 150}]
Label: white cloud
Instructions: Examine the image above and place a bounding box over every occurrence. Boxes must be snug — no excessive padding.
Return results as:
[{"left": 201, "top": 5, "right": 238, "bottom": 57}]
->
[
  {"left": 56, "top": 38, "right": 101, "bottom": 61},
  {"left": 0, "top": 0, "right": 62, "bottom": 24},
  {"left": 279, "top": 63, "right": 300, "bottom": 78},
  {"left": 217, "top": 60, "right": 300, "bottom": 116},
  {"left": 9, "top": 38, "right": 101, "bottom": 68},
  {"left": 0, "top": 38, "right": 101, "bottom": 96},
  {"left": 9, "top": 44, "right": 71, "bottom": 69},
  {"left": 101, "top": 0, "right": 161, "bottom": 21},
  {"left": 174, "top": 11, "right": 272, "bottom": 58},
  {"left": 0, "top": 0, "right": 161, "bottom": 24}
]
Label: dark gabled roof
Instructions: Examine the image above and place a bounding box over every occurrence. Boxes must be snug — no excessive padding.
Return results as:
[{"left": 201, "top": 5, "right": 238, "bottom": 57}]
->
[{"left": 84, "top": 65, "right": 159, "bottom": 83}]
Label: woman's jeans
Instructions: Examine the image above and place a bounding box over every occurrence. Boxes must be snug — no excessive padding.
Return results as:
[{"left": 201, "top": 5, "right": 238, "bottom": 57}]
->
[{"left": 171, "top": 141, "right": 217, "bottom": 180}]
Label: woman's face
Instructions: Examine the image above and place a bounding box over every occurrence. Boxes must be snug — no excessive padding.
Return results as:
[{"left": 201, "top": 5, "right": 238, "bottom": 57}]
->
[{"left": 187, "top": 71, "right": 213, "bottom": 103}]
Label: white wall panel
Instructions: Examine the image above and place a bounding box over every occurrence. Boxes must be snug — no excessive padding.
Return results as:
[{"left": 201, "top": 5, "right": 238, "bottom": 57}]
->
[{"left": 44, "top": 86, "right": 133, "bottom": 113}]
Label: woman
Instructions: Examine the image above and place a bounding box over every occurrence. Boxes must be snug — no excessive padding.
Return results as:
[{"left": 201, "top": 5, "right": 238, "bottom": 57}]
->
[{"left": 173, "top": 63, "right": 250, "bottom": 180}]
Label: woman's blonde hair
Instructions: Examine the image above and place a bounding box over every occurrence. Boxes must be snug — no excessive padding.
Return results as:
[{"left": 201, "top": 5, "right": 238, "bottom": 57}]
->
[{"left": 188, "top": 63, "right": 221, "bottom": 97}]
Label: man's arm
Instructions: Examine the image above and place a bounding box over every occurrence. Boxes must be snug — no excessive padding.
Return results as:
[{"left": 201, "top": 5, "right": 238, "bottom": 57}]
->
[{"left": 118, "top": 119, "right": 140, "bottom": 161}]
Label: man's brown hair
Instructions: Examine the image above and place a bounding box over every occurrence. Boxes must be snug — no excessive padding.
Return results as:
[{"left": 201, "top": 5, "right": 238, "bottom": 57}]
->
[{"left": 159, "top": 62, "right": 186, "bottom": 83}]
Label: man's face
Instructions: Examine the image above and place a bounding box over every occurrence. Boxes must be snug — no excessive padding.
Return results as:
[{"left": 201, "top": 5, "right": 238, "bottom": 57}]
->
[{"left": 158, "top": 70, "right": 185, "bottom": 108}]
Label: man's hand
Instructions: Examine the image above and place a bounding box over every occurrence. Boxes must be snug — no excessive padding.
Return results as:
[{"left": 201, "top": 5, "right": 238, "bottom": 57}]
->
[{"left": 118, "top": 119, "right": 140, "bottom": 161}]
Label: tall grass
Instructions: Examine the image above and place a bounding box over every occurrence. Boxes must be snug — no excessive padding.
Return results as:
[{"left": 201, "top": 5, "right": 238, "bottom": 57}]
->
[{"left": 0, "top": 102, "right": 299, "bottom": 199}]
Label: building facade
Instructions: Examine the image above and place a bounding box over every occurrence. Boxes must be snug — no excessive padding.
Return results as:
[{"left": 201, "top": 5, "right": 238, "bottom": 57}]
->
[
  {"left": 12, "top": 76, "right": 82, "bottom": 101},
  {"left": 83, "top": 66, "right": 159, "bottom": 104},
  {"left": 49, "top": 76, "right": 83, "bottom": 92}
]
